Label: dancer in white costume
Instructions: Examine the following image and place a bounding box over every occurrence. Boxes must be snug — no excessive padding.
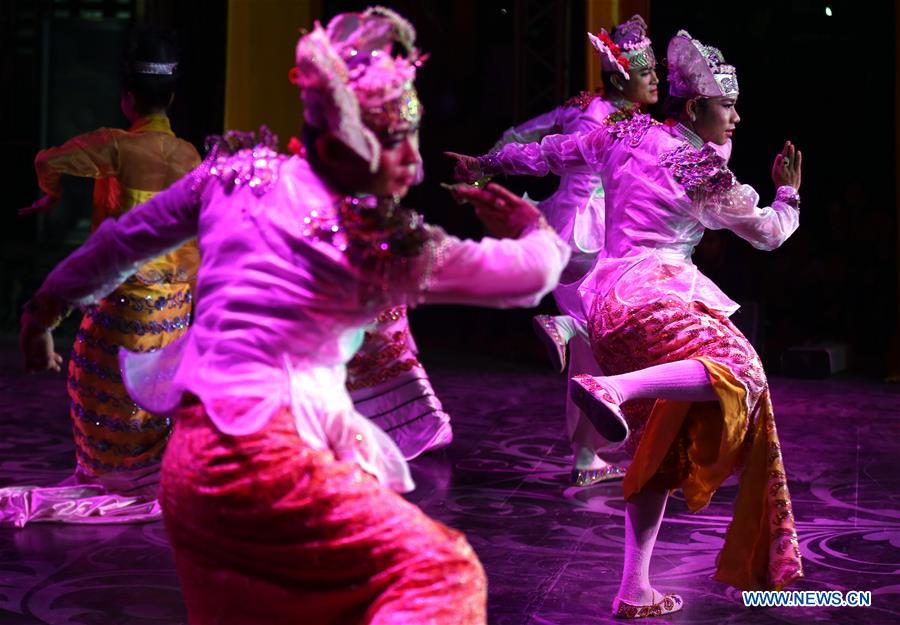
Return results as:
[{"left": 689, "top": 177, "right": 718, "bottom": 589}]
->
[
  {"left": 347, "top": 304, "right": 452, "bottom": 459},
  {"left": 454, "top": 29, "right": 804, "bottom": 618},
  {"left": 456, "top": 16, "right": 659, "bottom": 486}
]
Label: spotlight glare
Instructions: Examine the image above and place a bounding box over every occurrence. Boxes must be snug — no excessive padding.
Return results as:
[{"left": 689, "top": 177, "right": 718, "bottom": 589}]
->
[{"left": 825, "top": 6, "right": 833, "bottom": 16}]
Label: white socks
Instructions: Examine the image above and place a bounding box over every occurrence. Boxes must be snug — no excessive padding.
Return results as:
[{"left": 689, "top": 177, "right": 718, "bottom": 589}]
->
[
  {"left": 599, "top": 359, "right": 717, "bottom": 404},
  {"left": 618, "top": 489, "right": 669, "bottom": 604}
]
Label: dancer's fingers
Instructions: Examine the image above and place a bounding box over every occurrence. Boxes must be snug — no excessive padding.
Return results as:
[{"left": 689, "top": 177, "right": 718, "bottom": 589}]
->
[{"left": 483, "top": 183, "right": 526, "bottom": 205}]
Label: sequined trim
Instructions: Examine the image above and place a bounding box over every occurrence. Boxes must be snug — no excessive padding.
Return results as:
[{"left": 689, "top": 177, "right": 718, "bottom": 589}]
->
[
  {"left": 347, "top": 358, "right": 420, "bottom": 391},
  {"left": 111, "top": 290, "right": 192, "bottom": 314},
  {"left": 605, "top": 112, "right": 659, "bottom": 147},
  {"left": 86, "top": 308, "right": 191, "bottom": 336},
  {"left": 563, "top": 89, "right": 601, "bottom": 111},
  {"left": 571, "top": 465, "right": 626, "bottom": 486},
  {"left": 72, "top": 425, "right": 169, "bottom": 457},
  {"left": 613, "top": 593, "right": 683, "bottom": 619},
  {"left": 70, "top": 398, "right": 171, "bottom": 433},
  {"left": 347, "top": 322, "right": 421, "bottom": 392},
  {"left": 70, "top": 352, "right": 123, "bottom": 383},
  {"left": 75, "top": 444, "right": 163, "bottom": 473},
  {"left": 375, "top": 306, "right": 407, "bottom": 324},
  {"left": 68, "top": 378, "right": 139, "bottom": 412},
  {"left": 775, "top": 185, "right": 801, "bottom": 210},
  {"left": 209, "top": 145, "right": 286, "bottom": 197},
  {"left": 199, "top": 126, "right": 287, "bottom": 198},
  {"left": 658, "top": 143, "right": 736, "bottom": 199},
  {"left": 74, "top": 330, "right": 160, "bottom": 356},
  {"left": 74, "top": 329, "right": 121, "bottom": 356}
]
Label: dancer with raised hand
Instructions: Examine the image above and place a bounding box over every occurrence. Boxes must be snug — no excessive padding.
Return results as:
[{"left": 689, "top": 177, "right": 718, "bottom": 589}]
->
[
  {"left": 454, "top": 15, "right": 660, "bottom": 487},
  {"left": 2, "top": 28, "right": 199, "bottom": 527},
  {"left": 20, "top": 8, "right": 568, "bottom": 624},
  {"left": 452, "top": 30, "right": 803, "bottom": 617}
]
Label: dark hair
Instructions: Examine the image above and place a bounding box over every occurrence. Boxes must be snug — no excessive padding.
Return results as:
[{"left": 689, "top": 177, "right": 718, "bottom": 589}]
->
[
  {"left": 121, "top": 28, "right": 179, "bottom": 115},
  {"left": 301, "top": 123, "right": 324, "bottom": 172},
  {"left": 600, "top": 70, "right": 618, "bottom": 94},
  {"left": 661, "top": 95, "right": 707, "bottom": 121}
]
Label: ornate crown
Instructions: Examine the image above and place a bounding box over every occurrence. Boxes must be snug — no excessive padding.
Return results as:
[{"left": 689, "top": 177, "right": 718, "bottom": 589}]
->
[{"left": 667, "top": 30, "right": 738, "bottom": 99}]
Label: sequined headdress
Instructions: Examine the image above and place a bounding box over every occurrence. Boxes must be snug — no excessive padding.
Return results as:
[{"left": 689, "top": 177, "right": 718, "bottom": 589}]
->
[
  {"left": 588, "top": 14, "right": 655, "bottom": 81},
  {"left": 666, "top": 30, "right": 738, "bottom": 99},
  {"left": 293, "top": 6, "right": 424, "bottom": 172}
]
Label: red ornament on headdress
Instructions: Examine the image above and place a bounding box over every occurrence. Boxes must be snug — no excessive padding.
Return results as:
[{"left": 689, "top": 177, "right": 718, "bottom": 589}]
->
[
  {"left": 287, "top": 136, "right": 304, "bottom": 156},
  {"left": 288, "top": 66, "right": 301, "bottom": 86}
]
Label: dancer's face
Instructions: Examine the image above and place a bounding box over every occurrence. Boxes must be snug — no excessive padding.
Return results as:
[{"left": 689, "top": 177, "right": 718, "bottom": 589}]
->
[
  {"left": 690, "top": 96, "right": 740, "bottom": 145},
  {"left": 369, "top": 129, "right": 422, "bottom": 199},
  {"left": 317, "top": 128, "right": 422, "bottom": 200},
  {"left": 621, "top": 65, "right": 659, "bottom": 105}
]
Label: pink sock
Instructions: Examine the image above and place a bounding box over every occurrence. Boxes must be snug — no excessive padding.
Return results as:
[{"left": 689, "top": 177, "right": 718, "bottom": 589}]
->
[{"left": 602, "top": 359, "right": 717, "bottom": 404}]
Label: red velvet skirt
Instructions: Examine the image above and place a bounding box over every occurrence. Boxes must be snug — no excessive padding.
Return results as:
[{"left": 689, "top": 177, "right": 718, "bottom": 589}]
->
[{"left": 160, "top": 399, "right": 486, "bottom": 625}]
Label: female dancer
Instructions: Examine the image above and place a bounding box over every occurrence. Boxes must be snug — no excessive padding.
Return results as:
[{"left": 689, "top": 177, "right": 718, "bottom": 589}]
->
[
  {"left": 20, "top": 8, "right": 568, "bottom": 624},
  {"left": 467, "top": 15, "right": 660, "bottom": 486},
  {"left": 2, "top": 29, "right": 199, "bottom": 527},
  {"left": 453, "top": 30, "right": 803, "bottom": 616},
  {"left": 347, "top": 304, "right": 453, "bottom": 459}
]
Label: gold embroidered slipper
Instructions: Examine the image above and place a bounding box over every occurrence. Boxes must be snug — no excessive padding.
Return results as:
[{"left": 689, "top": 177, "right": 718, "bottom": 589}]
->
[
  {"left": 570, "top": 374, "right": 630, "bottom": 443},
  {"left": 532, "top": 314, "right": 567, "bottom": 373},
  {"left": 570, "top": 464, "right": 626, "bottom": 486},
  {"left": 613, "top": 593, "right": 684, "bottom": 619}
]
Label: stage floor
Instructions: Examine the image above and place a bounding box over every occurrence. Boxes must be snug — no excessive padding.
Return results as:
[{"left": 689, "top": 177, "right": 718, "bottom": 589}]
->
[{"left": 1, "top": 342, "right": 898, "bottom": 624}]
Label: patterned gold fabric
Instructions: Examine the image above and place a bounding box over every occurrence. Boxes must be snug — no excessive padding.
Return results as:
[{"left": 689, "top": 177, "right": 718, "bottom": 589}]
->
[
  {"left": 68, "top": 277, "right": 191, "bottom": 475},
  {"left": 34, "top": 113, "right": 200, "bottom": 479}
]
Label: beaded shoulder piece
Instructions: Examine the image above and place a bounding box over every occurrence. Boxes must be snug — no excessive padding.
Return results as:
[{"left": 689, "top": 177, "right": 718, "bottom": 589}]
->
[
  {"left": 604, "top": 111, "right": 658, "bottom": 147},
  {"left": 195, "top": 126, "right": 287, "bottom": 198},
  {"left": 563, "top": 89, "right": 602, "bottom": 111},
  {"left": 657, "top": 143, "right": 736, "bottom": 199},
  {"left": 605, "top": 102, "right": 639, "bottom": 124},
  {"left": 304, "top": 196, "right": 437, "bottom": 304}
]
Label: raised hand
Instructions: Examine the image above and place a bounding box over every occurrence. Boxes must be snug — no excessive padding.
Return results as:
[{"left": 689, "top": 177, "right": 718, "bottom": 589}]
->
[
  {"left": 443, "top": 182, "right": 545, "bottom": 238},
  {"left": 771, "top": 140, "right": 802, "bottom": 191},
  {"left": 444, "top": 151, "right": 484, "bottom": 184}
]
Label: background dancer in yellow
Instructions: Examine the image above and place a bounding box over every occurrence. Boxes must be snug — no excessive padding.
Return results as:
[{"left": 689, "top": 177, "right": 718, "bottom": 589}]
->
[{"left": 2, "top": 28, "right": 199, "bottom": 526}]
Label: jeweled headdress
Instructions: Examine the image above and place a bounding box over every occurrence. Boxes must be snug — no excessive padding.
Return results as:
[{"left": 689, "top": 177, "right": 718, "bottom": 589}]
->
[
  {"left": 588, "top": 14, "right": 655, "bottom": 80},
  {"left": 666, "top": 30, "right": 739, "bottom": 98},
  {"left": 293, "top": 6, "right": 424, "bottom": 172}
]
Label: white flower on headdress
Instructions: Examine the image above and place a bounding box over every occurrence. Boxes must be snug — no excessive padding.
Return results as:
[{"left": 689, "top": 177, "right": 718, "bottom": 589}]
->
[
  {"left": 295, "top": 24, "right": 381, "bottom": 171},
  {"left": 292, "top": 6, "right": 423, "bottom": 173}
]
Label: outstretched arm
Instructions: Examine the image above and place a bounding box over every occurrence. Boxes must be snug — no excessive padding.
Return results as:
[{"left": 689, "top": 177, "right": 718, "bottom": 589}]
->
[
  {"left": 421, "top": 183, "right": 570, "bottom": 308},
  {"left": 489, "top": 107, "right": 562, "bottom": 153},
  {"left": 21, "top": 129, "right": 121, "bottom": 216},
  {"left": 449, "top": 127, "right": 608, "bottom": 184},
  {"left": 21, "top": 170, "right": 205, "bottom": 372}
]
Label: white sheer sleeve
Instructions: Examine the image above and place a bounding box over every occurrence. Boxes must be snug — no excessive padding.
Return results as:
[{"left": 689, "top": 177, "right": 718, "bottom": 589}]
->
[
  {"left": 38, "top": 171, "right": 204, "bottom": 306},
  {"left": 659, "top": 143, "right": 800, "bottom": 251},
  {"left": 421, "top": 225, "right": 571, "bottom": 308},
  {"left": 489, "top": 106, "right": 562, "bottom": 153},
  {"left": 697, "top": 184, "right": 800, "bottom": 251},
  {"left": 479, "top": 127, "right": 608, "bottom": 179}
]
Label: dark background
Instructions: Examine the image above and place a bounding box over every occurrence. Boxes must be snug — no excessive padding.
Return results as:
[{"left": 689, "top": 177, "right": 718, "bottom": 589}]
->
[{"left": 1, "top": 0, "right": 897, "bottom": 377}]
